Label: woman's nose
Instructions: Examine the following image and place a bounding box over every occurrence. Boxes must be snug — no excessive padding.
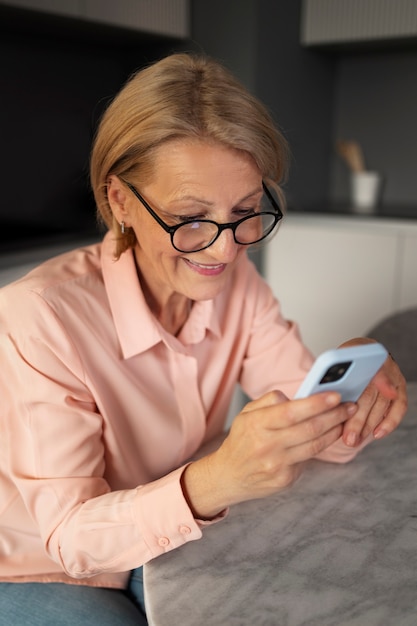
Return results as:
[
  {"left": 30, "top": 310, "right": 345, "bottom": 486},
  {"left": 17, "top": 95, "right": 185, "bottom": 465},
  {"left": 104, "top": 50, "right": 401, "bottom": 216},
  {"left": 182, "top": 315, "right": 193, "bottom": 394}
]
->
[{"left": 206, "top": 227, "right": 240, "bottom": 262}]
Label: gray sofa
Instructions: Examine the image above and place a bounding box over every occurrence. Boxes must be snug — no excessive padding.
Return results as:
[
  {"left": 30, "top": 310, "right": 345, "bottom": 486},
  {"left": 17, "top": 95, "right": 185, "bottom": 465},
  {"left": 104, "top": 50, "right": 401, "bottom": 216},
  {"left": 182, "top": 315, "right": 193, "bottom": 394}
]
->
[{"left": 367, "top": 308, "right": 417, "bottom": 382}]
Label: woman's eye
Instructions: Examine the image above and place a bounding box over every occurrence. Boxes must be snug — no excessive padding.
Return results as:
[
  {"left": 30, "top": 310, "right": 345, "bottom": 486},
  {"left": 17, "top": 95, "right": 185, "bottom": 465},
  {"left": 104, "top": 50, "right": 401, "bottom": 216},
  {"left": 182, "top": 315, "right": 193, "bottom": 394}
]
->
[
  {"left": 234, "top": 207, "right": 256, "bottom": 217},
  {"left": 176, "top": 214, "right": 205, "bottom": 223}
]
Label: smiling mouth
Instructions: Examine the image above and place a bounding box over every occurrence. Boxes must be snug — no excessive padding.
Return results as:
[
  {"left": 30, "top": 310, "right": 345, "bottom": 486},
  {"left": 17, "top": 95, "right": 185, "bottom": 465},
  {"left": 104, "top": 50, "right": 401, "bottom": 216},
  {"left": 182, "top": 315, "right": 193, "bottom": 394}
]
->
[{"left": 184, "top": 258, "right": 226, "bottom": 275}]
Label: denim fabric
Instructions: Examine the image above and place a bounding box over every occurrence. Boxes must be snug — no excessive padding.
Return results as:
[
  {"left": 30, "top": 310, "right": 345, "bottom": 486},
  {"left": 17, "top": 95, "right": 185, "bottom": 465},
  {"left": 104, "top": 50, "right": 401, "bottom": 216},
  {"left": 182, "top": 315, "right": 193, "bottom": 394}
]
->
[
  {"left": 0, "top": 572, "right": 147, "bottom": 625},
  {"left": 127, "top": 566, "right": 146, "bottom": 613}
]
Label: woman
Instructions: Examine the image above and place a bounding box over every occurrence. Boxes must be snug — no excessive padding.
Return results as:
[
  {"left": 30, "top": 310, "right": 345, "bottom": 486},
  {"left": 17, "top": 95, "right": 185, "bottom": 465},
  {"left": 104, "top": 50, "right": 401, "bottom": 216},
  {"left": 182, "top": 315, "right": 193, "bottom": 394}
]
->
[{"left": 0, "top": 53, "right": 407, "bottom": 624}]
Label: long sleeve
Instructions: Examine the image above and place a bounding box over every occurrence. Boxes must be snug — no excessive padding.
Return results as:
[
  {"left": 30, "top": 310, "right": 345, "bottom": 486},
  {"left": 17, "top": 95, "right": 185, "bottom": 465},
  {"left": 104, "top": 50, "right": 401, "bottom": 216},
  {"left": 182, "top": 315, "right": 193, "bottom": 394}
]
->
[
  {"left": 0, "top": 296, "right": 210, "bottom": 583},
  {"left": 0, "top": 240, "right": 225, "bottom": 585},
  {"left": 0, "top": 238, "right": 372, "bottom": 587}
]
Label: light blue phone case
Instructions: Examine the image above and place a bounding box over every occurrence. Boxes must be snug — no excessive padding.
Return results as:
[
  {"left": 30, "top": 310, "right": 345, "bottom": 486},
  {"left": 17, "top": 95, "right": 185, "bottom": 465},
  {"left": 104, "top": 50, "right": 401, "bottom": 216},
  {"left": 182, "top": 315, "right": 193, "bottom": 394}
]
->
[{"left": 294, "top": 343, "right": 388, "bottom": 402}]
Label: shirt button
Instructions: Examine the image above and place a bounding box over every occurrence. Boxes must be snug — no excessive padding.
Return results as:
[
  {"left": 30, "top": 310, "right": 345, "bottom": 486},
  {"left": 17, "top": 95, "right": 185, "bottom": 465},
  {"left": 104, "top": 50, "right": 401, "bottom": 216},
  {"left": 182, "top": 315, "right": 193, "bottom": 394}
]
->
[
  {"left": 158, "top": 537, "right": 170, "bottom": 547},
  {"left": 179, "top": 525, "right": 191, "bottom": 535}
]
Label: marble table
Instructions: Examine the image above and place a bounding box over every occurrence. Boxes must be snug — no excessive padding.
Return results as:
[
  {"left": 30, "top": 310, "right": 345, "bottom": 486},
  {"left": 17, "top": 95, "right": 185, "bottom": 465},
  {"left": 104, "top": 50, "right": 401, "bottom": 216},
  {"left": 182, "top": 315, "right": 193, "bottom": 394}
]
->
[{"left": 144, "top": 384, "right": 417, "bottom": 626}]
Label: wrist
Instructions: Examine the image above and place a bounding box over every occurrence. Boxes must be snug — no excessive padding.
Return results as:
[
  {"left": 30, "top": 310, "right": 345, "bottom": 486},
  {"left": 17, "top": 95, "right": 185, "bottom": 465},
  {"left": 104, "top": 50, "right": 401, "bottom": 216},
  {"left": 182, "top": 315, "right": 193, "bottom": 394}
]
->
[{"left": 180, "top": 456, "right": 229, "bottom": 520}]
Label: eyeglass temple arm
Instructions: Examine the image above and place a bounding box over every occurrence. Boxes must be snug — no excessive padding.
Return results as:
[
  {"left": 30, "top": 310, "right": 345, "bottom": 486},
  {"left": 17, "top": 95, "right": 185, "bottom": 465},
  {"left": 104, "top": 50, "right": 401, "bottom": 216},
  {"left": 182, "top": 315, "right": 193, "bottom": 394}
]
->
[{"left": 262, "top": 181, "right": 283, "bottom": 217}]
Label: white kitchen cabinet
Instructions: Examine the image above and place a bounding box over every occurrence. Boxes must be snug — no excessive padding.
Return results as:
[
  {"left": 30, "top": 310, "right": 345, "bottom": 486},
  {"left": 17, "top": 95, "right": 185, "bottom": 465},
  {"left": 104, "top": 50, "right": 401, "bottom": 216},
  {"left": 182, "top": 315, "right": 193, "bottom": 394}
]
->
[
  {"left": 399, "top": 233, "right": 417, "bottom": 310},
  {"left": 264, "top": 214, "right": 417, "bottom": 356}
]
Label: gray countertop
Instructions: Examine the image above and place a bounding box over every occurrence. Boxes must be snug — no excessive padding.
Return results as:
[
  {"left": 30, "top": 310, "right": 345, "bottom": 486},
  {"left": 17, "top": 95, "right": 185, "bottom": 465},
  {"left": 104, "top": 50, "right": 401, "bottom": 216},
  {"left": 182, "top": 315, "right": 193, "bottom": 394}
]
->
[{"left": 144, "top": 384, "right": 417, "bottom": 626}]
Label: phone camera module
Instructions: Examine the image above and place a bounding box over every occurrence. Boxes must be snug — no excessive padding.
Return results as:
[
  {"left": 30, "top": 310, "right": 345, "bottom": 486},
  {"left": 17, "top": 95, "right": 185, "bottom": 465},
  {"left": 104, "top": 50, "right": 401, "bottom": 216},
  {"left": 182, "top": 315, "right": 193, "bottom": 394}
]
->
[{"left": 320, "top": 361, "right": 352, "bottom": 384}]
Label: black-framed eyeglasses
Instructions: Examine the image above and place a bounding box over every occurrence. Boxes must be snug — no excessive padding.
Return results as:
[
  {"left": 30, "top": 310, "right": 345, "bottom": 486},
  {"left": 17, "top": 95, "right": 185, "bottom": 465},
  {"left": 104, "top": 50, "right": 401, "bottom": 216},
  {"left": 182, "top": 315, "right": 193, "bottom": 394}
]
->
[{"left": 122, "top": 179, "right": 283, "bottom": 253}]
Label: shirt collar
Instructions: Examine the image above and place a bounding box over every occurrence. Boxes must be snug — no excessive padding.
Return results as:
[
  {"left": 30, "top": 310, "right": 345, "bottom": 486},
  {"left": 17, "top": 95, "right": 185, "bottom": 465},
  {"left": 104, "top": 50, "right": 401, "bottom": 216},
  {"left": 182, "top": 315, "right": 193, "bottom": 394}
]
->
[{"left": 101, "top": 232, "right": 221, "bottom": 359}]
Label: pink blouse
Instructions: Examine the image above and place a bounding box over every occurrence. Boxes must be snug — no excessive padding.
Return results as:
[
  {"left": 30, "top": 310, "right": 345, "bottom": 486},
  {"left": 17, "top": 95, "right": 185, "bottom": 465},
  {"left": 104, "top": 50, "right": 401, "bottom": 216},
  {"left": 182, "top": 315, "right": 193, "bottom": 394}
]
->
[{"left": 0, "top": 232, "right": 365, "bottom": 589}]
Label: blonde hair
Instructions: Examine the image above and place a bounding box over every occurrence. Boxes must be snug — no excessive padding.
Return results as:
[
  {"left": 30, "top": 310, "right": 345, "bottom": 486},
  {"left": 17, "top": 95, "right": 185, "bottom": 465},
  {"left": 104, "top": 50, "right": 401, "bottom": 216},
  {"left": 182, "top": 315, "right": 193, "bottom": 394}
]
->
[{"left": 90, "top": 52, "right": 289, "bottom": 258}]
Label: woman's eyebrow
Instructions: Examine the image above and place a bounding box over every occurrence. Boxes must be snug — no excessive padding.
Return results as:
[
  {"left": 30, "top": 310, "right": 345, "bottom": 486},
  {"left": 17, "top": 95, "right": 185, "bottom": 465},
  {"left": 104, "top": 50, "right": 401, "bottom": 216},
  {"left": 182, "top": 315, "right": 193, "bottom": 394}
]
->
[
  {"left": 171, "top": 195, "right": 214, "bottom": 207},
  {"left": 238, "top": 187, "right": 264, "bottom": 202},
  {"left": 172, "top": 186, "right": 263, "bottom": 207}
]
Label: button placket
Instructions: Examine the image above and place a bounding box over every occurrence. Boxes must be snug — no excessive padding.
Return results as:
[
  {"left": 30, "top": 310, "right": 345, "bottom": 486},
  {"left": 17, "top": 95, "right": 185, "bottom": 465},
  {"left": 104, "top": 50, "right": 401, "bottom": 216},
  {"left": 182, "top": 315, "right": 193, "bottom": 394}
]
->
[{"left": 169, "top": 351, "right": 206, "bottom": 460}]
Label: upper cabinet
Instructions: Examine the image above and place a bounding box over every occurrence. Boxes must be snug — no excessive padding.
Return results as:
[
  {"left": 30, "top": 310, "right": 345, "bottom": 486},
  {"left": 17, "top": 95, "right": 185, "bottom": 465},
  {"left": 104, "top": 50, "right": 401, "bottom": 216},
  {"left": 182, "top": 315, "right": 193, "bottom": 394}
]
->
[
  {"left": 301, "top": 0, "right": 417, "bottom": 47},
  {"left": 0, "top": 0, "right": 190, "bottom": 38}
]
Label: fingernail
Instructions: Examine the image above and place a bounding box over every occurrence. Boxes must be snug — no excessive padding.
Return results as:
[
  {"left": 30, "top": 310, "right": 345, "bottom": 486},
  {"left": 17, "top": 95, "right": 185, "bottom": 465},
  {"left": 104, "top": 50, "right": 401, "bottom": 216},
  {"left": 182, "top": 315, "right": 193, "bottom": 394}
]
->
[
  {"left": 374, "top": 428, "right": 387, "bottom": 440},
  {"left": 346, "top": 432, "right": 357, "bottom": 447},
  {"left": 346, "top": 403, "right": 358, "bottom": 416},
  {"left": 325, "top": 392, "right": 341, "bottom": 406}
]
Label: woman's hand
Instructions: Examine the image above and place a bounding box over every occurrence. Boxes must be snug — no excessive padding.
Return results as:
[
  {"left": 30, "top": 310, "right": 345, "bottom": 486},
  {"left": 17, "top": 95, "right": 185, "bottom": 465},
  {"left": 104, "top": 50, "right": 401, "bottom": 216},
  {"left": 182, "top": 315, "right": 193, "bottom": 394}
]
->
[
  {"left": 338, "top": 338, "right": 408, "bottom": 447},
  {"left": 181, "top": 390, "right": 357, "bottom": 519}
]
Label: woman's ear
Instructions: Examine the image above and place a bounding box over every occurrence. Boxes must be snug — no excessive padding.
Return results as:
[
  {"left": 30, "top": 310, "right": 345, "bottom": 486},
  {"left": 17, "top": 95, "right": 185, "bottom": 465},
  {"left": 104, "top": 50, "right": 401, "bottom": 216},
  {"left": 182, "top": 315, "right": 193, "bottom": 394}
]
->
[{"left": 107, "top": 175, "right": 131, "bottom": 226}]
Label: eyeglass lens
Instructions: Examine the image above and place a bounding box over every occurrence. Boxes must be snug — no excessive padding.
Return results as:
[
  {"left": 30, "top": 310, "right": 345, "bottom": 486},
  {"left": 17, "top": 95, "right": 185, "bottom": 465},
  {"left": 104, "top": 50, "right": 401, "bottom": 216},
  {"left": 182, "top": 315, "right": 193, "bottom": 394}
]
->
[
  {"left": 172, "top": 184, "right": 282, "bottom": 252},
  {"left": 173, "top": 212, "right": 277, "bottom": 252}
]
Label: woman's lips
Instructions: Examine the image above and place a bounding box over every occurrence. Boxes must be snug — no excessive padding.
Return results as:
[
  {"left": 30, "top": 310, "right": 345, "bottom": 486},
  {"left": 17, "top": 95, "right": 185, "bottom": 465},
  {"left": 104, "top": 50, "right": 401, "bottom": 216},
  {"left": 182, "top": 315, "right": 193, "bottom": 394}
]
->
[{"left": 183, "top": 258, "right": 226, "bottom": 276}]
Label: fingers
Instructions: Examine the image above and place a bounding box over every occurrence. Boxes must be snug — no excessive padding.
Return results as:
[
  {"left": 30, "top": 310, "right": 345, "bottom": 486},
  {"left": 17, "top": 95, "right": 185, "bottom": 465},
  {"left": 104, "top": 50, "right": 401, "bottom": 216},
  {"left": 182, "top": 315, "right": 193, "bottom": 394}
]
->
[
  {"left": 343, "top": 387, "right": 407, "bottom": 446},
  {"left": 274, "top": 401, "right": 358, "bottom": 466},
  {"left": 243, "top": 389, "right": 344, "bottom": 428},
  {"left": 373, "top": 381, "right": 408, "bottom": 440},
  {"left": 372, "top": 354, "right": 408, "bottom": 438},
  {"left": 371, "top": 368, "right": 399, "bottom": 401},
  {"left": 342, "top": 389, "right": 386, "bottom": 446},
  {"left": 216, "top": 391, "right": 352, "bottom": 500},
  {"left": 272, "top": 397, "right": 357, "bottom": 448},
  {"left": 342, "top": 353, "right": 408, "bottom": 446},
  {"left": 238, "top": 391, "right": 357, "bottom": 465}
]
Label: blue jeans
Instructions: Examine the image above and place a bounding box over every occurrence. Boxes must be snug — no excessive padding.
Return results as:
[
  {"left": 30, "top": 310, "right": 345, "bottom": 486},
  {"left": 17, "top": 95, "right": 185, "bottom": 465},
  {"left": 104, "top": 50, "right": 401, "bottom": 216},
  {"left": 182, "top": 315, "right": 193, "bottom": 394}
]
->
[{"left": 0, "top": 568, "right": 147, "bottom": 625}]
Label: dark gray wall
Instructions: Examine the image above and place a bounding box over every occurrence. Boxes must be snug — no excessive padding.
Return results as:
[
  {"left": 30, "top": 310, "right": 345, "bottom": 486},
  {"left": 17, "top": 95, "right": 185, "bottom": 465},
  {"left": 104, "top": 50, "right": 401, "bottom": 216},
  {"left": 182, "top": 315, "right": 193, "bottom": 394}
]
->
[
  {"left": 191, "top": 0, "right": 417, "bottom": 217},
  {"left": 255, "top": 1, "right": 335, "bottom": 210},
  {"left": 331, "top": 50, "right": 417, "bottom": 208},
  {"left": 2, "top": 0, "right": 416, "bottom": 257},
  {"left": 191, "top": 0, "right": 335, "bottom": 210},
  {"left": 0, "top": 7, "right": 188, "bottom": 253},
  {"left": 190, "top": 0, "right": 258, "bottom": 91}
]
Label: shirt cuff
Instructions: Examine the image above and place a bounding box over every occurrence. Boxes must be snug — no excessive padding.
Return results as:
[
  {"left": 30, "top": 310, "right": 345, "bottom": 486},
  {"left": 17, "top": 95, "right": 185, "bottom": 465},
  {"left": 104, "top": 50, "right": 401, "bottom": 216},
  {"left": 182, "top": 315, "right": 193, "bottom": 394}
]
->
[{"left": 134, "top": 465, "right": 226, "bottom": 559}]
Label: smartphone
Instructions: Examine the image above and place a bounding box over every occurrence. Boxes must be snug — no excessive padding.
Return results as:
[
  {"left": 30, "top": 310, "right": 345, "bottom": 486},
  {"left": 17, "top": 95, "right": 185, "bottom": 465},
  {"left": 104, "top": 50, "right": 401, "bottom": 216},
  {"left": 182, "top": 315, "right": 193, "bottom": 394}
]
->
[{"left": 294, "top": 343, "right": 388, "bottom": 402}]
